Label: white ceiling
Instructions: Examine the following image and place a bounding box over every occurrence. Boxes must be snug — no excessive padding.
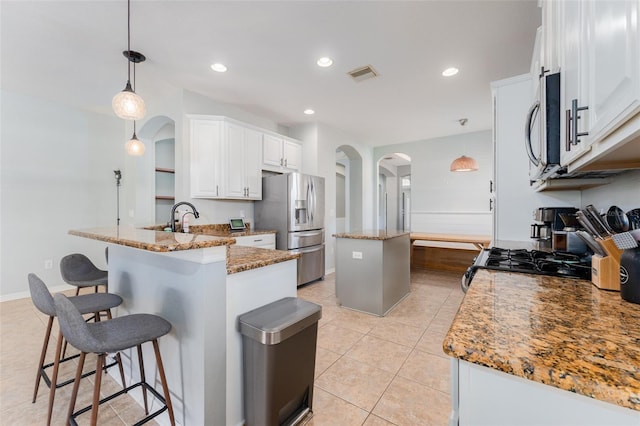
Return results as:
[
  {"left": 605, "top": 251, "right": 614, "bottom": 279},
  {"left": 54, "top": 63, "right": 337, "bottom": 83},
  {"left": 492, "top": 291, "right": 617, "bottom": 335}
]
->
[{"left": 1, "top": 0, "right": 541, "bottom": 147}]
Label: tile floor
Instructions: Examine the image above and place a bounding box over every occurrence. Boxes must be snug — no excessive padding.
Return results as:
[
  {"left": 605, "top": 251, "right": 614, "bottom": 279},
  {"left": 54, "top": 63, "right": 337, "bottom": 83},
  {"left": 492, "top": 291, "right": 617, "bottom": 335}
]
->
[{"left": 0, "top": 268, "right": 463, "bottom": 425}]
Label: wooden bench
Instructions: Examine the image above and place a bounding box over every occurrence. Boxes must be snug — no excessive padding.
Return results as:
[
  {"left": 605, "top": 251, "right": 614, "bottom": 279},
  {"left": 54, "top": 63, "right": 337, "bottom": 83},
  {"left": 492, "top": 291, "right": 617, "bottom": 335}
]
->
[{"left": 409, "top": 232, "right": 491, "bottom": 273}]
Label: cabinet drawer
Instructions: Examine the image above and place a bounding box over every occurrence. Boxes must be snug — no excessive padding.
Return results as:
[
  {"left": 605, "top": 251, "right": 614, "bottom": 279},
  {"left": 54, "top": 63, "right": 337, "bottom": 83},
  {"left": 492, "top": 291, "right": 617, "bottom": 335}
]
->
[{"left": 233, "top": 233, "right": 276, "bottom": 249}]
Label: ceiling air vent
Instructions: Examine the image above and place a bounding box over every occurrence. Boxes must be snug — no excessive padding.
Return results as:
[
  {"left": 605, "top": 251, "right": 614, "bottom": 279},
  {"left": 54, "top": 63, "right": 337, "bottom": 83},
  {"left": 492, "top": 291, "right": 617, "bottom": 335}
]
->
[{"left": 348, "top": 65, "right": 378, "bottom": 82}]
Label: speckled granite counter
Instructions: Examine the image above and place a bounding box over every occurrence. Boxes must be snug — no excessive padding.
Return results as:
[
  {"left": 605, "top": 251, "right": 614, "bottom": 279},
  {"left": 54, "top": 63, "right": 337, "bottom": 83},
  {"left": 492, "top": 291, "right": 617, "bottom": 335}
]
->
[
  {"left": 145, "top": 223, "right": 276, "bottom": 238},
  {"left": 443, "top": 269, "right": 640, "bottom": 411},
  {"left": 226, "top": 245, "right": 300, "bottom": 275},
  {"left": 333, "top": 229, "right": 409, "bottom": 240},
  {"left": 70, "top": 226, "right": 234, "bottom": 252}
]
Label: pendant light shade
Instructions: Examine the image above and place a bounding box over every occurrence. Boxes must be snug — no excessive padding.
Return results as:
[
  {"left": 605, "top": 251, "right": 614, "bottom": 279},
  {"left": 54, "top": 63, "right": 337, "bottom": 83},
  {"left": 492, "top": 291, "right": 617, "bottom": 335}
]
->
[
  {"left": 450, "top": 155, "right": 479, "bottom": 172},
  {"left": 112, "top": 81, "right": 146, "bottom": 120},
  {"left": 112, "top": 0, "right": 146, "bottom": 120},
  {"left": 125, "top": 133, "right": 145, "bottom": 156}
]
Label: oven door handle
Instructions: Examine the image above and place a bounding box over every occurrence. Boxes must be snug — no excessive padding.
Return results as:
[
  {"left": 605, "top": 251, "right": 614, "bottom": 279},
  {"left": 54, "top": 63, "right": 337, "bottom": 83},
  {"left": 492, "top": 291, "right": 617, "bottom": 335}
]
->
[{"left": 524, "top": 100, "right": 541, "bottom": 167}]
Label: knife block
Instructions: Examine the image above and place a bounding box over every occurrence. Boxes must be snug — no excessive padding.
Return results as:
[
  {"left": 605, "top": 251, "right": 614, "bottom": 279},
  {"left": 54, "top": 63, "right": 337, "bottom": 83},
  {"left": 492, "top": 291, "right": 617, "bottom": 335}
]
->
[
  {"left": 591, "top": 255, "right": 620, "bottom": 291},
  {"left": 592, "top": 237, "right": 623, "bottom": 291}
]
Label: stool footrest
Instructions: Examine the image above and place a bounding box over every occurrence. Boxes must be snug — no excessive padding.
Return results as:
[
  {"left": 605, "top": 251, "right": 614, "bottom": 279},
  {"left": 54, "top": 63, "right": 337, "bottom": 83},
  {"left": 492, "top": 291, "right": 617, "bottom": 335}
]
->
[
  {"left": 70, "top": 380, "right": 169, "bottom": 426},
  {"left": 39, "top": 355, "right": 119, "bottom": 390}
]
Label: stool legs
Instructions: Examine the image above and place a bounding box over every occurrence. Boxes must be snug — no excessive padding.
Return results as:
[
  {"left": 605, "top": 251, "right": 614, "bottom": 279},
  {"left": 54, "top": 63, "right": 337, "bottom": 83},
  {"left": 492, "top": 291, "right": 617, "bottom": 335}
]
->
[
  {"left": 153, "top": 339, "right": 176, "bottom": 426},
  {"left": 33, "top": 316, "right": 54, "bottom": 404},
  {"left": 137, "top": 345, "right": 149, "bottom": 414}
]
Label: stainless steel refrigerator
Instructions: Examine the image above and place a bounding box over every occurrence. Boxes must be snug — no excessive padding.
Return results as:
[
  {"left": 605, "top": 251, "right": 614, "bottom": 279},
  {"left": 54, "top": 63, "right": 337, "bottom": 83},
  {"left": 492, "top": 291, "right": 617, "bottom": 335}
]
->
[{"left": 255, "top": 173, "right": 325, "bottom": 286}]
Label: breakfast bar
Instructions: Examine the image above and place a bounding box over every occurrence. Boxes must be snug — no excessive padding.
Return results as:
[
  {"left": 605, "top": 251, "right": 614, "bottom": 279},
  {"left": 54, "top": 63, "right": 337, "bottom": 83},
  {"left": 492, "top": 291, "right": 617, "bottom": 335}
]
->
[
  {"left": 444, "top": 269, "right": 640, "bottom": 425},
  {"left": 69, "top": 226, "right": 299, "bottom": 426}
]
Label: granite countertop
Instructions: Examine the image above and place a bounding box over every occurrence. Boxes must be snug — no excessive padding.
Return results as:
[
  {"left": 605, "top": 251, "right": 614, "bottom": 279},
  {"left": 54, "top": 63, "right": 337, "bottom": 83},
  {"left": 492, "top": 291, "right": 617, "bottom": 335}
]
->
[
  {"left": 333, "top": 229, "right": 409, "bottom": 240},
  {"left": 443, "top": 269, "right": 640, "bottom": 411},
  {"left": 144, "top": 223, "right": 276, "bottom": 238},
  {"left": 70, "top": 226, "right": 235, "bottom": 252},
  {"left": 226, "top": 245, "right": 300, "bottom": 275}
]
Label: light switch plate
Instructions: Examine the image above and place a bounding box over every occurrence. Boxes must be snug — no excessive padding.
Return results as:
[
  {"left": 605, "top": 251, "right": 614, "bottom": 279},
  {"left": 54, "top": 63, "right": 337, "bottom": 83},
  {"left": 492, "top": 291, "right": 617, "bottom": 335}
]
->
[{"left": 352, "top": 251, "right": 363, "bottom": 259}]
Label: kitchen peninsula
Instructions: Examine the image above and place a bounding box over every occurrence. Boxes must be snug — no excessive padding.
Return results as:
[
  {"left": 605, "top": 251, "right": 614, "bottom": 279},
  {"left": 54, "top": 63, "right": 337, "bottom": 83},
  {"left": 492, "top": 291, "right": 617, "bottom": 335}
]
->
[
  {"left": 69, "top": 226, "right": 299, "bottom": 426},
  {"left": 333, "top": 230, "right": 410, "bottom": 316},
  {"left": 444, "top": 269, "right": 640, "bottom": 425}
]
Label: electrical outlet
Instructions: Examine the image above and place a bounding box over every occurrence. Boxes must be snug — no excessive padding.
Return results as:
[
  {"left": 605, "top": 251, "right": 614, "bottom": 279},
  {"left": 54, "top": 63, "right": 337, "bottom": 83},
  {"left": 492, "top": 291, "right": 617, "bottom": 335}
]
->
[
  {"left": 352, "top": 251, "right": 363, "bottom": 260},
  {"left": 44, "top": 259, "right": 53, "bottom": 270},
  {"left": 129, "top": 209, "right": 135, "bottom": 218},
  {"left": 240, "top": 210, "right": 245, "bottom": 218}
]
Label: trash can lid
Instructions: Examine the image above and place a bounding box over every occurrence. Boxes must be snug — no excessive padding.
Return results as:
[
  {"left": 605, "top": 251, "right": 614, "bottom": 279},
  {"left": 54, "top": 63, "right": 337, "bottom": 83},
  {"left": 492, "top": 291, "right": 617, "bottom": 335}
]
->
[{"left": 238, "top": 297, "right": 322, "bottom": 345}]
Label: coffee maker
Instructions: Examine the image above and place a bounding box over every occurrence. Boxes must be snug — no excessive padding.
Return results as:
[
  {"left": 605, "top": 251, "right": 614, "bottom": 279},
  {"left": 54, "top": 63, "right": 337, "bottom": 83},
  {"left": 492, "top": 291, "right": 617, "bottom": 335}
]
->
[{"left": 531, "top": 207, "right": 580, "bottom": 251}]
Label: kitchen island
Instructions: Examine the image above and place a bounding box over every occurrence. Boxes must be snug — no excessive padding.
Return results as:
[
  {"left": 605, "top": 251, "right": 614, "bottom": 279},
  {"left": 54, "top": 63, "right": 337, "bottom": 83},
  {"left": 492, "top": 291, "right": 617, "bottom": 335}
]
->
[
  {"left": 333, "top": 230, "right": 410, "bottom": 316},
  {"left": 444, "top": 269, "right": 640, "bottom": 425},
  {"left": 70, "top": 226, "right": 299, "bottom": 426}
]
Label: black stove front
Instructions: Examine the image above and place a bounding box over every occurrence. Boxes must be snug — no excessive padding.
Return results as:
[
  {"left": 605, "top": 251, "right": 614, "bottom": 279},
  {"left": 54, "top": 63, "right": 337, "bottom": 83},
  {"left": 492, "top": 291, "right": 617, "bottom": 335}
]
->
[{"left": 462, "top": 247, "right": 592, "bottom": 292}]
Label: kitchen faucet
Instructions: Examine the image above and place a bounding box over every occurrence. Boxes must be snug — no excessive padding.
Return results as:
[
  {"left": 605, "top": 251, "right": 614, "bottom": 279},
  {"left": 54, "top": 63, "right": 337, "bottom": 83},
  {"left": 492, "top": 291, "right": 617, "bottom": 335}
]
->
[{"left": 170, "top": 202, "right": 200, "bottom": 232}]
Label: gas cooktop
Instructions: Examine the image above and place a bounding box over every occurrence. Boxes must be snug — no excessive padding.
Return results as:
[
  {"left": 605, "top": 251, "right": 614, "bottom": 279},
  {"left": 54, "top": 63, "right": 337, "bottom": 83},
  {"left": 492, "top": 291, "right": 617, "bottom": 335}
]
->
[{"left": 462, "top": 247, "right": 592, "bottom": 292}]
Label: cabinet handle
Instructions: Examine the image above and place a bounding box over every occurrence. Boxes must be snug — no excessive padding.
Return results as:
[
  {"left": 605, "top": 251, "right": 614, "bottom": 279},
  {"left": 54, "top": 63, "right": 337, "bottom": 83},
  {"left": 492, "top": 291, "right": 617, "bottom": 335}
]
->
[
  {"left": 280, "top": 158, "right": 283, "bottom": 166},
  {"left": 284, "top": 158, "right": 288, "bottom": 167},
  {"left": 571, "top": 99, "right": 589, "bottom": 146},
  {"left": 489, "top": 199, "right": 494, "bottom": 211},
  {"left": 216, "top": 185, "right": 219, "bottom": 197},
  {"left": 565, "top": 108, "right": 573, "bottom": 151},
  {"left": 489, "top": 180, "right": 493, "bottom": 193}
]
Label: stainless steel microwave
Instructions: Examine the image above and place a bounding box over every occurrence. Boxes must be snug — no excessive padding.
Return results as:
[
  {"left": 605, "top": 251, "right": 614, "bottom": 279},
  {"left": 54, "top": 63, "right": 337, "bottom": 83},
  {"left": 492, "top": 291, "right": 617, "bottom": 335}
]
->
[{"left": 525, "top": 71, "right": 561, "bottom": 182}]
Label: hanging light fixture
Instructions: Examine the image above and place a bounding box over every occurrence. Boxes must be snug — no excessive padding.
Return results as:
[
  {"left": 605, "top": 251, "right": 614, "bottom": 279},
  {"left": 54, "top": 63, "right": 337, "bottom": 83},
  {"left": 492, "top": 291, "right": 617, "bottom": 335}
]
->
[
  {"left": 112, "top": 0, "right": 146, "bottom": 120},
  {"left": 125, "top": 121, "right": 145, "bottom": 155},
  {"left": 450, "top": 155, "right": 479, "bottom": 172}
]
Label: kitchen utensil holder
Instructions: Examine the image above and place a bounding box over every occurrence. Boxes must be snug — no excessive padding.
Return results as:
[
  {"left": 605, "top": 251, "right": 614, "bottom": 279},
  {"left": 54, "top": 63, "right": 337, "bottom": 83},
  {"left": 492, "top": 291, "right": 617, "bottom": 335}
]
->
[{"left": 592, "top": 237, "right": 624, "bottom": 291}]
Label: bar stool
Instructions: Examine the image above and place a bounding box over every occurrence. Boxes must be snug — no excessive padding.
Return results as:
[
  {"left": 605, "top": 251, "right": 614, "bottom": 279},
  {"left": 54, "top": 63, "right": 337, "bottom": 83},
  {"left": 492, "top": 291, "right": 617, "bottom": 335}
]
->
[
  {"left": 28, "top": 273, "right": 125, "bottom": 426},
  {"left": 54, "top": 293, "right": 176, "bottom": 426},
  {"left": 60, "top": 253, "right": 108, "bottom": 295}
]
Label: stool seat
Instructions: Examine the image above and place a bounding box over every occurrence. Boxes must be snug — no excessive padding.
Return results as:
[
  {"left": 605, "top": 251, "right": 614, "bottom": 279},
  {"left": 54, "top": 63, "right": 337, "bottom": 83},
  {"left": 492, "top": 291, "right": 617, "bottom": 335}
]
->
[
  {"left": 66, "top": 313, "right": 171, "bottom": 354},
  {"left": 60, "top": 253, "right": 108, "bottom": 289}
]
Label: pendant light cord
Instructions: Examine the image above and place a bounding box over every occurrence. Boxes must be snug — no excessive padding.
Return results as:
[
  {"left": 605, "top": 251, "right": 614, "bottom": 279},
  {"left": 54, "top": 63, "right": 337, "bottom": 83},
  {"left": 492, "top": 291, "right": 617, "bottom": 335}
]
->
[{"left": 126, "top": 0, "right": 131, "bottom": 82}]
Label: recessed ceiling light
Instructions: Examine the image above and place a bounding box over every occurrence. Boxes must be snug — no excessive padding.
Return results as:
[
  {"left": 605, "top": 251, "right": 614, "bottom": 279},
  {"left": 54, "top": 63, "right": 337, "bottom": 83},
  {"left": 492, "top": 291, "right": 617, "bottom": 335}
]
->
[
  {"left": 304, "top": 109, "right": 315, "bottom": 115},
  {"left": 210, "top": 63, "right": 227, "bottom": 73},
  {"left": 317, "top": 57, "right": 333, "bottom": 67},
  {"left": 442, "top": 67, "right": 459, "bottom": 77}
]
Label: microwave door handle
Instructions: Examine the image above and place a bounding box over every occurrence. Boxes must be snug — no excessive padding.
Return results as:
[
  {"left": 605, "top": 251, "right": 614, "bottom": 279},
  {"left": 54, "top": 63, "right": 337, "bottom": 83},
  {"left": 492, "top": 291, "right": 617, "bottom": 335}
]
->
[{"left": 524, "top": 101, "right": 541, "bottom": 166}]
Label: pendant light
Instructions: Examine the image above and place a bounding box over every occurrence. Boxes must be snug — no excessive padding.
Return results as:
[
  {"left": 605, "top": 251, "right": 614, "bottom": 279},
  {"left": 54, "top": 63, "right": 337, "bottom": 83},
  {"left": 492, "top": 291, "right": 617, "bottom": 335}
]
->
[
  {"left": 112, "top": 0, "right": 146, "bottom": 120},
  {"left": 125, "top": 121, "right": 145, "bottom": 155},
  {"left": 450, "top": 118, "right": 478, "bottom": 172},
  {"left": 450, "top": 155, "right": 478, "bottom": 172}
]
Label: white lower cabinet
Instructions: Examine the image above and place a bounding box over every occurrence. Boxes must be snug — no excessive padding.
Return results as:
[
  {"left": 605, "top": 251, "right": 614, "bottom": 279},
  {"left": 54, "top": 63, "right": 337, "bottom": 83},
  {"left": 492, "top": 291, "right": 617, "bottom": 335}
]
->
[
  {"left": 233, "top": 233, "right": 276, "bottom": 249},
  {"left": 453, "top": 359, "right": 640, "bottom": 426},
  {"left": 189, "top": 116, "right": 262, "bottom": 200}
]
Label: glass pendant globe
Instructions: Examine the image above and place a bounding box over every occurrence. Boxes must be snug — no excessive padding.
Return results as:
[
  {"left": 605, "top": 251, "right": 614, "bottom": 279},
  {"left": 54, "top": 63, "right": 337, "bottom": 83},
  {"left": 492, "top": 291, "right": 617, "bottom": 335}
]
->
[
  {"left": 112, "top": 85, "right": 146, "bottom": 120},
  {"left": 125, "top": 135, "right": 145, "bottom": 156}
]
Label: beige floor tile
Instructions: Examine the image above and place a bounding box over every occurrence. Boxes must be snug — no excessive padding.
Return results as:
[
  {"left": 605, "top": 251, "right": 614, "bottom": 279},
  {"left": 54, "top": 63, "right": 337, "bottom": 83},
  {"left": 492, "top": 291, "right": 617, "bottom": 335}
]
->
[
  {"left": 315, "top": 347, "right": 341, "bottom": 378},
  {"left": 317, "top": 324, "right": 364, "bottom": 355},
  {"left": 372, "top": 376, "right": 450, "bottom": 426},
  {"left": 305, "top": 387, "right": 368, "bottom": 426},
  {"left": 363, "top": 414, "right": 396, "bottom": 425},
  {"left": 369, "top": 318, "right": 425, "bottom": 348},
  {"left": 344, "top": 335, "right": 411, "bottom": 375},
  {"left": 414, "top": 328, "right": 449, "bottom": 358},
  {"left": 397, "top": 349, "right": 450, "bottom": 394},
  {"left": 329, "top": 308, "right": 382, "bottom": 334},
  {"left": 315, "top": 357, "right": 394, "bottom": 412}
]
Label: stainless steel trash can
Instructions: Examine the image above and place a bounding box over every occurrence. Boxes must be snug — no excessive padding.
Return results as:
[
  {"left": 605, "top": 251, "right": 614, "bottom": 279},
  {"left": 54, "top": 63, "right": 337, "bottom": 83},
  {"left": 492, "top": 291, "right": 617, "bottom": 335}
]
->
[{"left": 239, "top": 297, "right": 322, "bottom": 426}]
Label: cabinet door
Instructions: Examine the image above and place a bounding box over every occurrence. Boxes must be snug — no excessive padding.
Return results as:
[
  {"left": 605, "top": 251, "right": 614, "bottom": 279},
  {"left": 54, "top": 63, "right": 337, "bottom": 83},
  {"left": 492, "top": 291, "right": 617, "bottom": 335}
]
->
[
  {"left": 244, "top": 128, "right": 263, "bottom": 199},
  {"left": 225, "top": 122, "right": 247, "bottom": 198},
  {"left": 587, "top": 0, "right": 640, "bottom": 143},
  {"left": 263, "top": 134, "right": 283, "bottom": 168},
  {"left": 283, "top": 139, "right": 301, "bottom": 171},
  {"left": 559, "top": 0, "right": 590, "bottom": 167},
  {"left": 190, "top": 119, "right": 222, "bottom": 198}
]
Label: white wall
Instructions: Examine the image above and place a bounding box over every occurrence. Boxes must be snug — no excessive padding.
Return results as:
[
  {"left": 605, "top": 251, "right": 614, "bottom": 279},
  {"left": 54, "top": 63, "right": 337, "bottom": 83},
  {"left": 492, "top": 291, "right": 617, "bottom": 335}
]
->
[
  {"left": 581, "top": 170, "right": 640, "bottom": 212},
  {"left": 374, "top": 131, "right": 494, "bottom": 236},
  {"left": 1, "top": 90, "right": 124, "bottom": 298}
]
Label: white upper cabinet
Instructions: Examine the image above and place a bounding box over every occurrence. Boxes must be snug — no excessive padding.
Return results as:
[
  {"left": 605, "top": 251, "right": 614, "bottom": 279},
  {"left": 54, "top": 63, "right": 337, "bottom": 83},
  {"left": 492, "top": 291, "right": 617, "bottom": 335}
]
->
[
  {"left": 551, "top": 0, "right": 640, "bottom": 171},
  {"left": 190, "top": 119, "right": 223, "bottom": 198},
  {"left": 559, "top": 0, "right": 591, "bottom": 166},
  {"left": 262, "top": 134, "right": 301, "bottom": 172},
  {"left": 189, "top": 116, "right": 263, "bottom": 200},
  {"left": 586, "top": 0, "right": 640, "bottom": 143}
]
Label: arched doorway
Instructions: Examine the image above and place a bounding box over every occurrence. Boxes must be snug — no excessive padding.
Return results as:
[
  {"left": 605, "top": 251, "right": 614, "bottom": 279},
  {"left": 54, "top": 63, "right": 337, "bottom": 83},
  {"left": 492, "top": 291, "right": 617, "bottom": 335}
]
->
[
  {"left": 377, "top": 153, "right": 411, "bottom": 231},
  {"left": 335, "top": 145, "right": 363, "bottom": 232}
]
